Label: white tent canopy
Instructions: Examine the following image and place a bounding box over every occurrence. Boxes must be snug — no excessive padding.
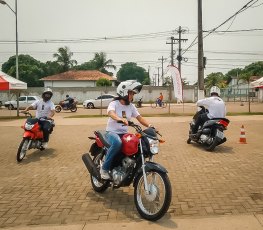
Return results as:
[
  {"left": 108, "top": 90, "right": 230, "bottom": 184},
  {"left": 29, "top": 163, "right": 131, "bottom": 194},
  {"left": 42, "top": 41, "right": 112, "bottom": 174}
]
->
[
  {"left": 0, "top": 71, "right": 27, "bottom": 90},
  {"left": 250, "top": 77, "right": 263, "bottom": 88}
]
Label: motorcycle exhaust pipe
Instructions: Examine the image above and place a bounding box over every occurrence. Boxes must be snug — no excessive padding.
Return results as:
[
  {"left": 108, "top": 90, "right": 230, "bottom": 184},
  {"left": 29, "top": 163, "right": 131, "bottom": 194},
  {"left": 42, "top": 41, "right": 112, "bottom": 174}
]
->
[{"left": 82, "top": 153, "right": 100, "bottom": 179}]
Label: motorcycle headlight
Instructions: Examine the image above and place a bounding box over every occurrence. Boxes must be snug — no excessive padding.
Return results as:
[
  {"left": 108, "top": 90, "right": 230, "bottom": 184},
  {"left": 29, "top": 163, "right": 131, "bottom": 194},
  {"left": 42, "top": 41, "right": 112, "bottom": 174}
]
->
[
  {"left": 148, "top": 138, "right": 159, "bottom": 154},
  {"left": 25, "top": 123, "right": 34, "bottom": 130}
]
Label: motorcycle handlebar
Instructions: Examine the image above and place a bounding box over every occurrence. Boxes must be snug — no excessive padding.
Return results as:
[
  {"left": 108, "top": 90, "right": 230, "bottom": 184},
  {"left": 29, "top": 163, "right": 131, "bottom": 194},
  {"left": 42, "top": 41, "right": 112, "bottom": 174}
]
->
[
  {"left": 19, "top": 111, "right": 32, "bottom": 118},
  {"left": 117, "top": 120, "right": 162, "bottom": 137}
]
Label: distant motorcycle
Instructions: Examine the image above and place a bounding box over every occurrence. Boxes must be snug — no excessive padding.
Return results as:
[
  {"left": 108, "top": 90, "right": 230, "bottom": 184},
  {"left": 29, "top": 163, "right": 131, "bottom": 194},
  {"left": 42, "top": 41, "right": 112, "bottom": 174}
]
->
[
  {"left": 135, "top": 98, "right": 143, "bottom": 108},
  {"left": 55, "top": 100, "right": 78, "bottom": 113},
  {"left": 187, "top": 106, "right": 230, "bottom": 151},
  {"left": 17, "top": 112, "right": 55, "bottom": 162}
]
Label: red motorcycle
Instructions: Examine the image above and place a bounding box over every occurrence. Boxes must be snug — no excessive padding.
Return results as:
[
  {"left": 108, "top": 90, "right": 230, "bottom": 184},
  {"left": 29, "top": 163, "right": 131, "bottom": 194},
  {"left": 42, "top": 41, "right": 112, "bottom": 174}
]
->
[
  {"left": 17, "top": 112, "right": 55, "bottom": 162},
  {"left": 82, "top": 121, "right": 172, "bottom": 221}
]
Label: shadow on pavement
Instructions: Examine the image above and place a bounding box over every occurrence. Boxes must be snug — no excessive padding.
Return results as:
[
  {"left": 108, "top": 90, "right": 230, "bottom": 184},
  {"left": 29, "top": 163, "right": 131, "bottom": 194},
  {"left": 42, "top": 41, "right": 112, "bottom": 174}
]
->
[
  {"left": 189, "top": 142, "right": 234, "bottom": 154},
  {"left": 86, "top": 189, "right": 176, "bottom": 226},
  {"left": 20, "top": 148, "right": 56, "bottom": 164}
]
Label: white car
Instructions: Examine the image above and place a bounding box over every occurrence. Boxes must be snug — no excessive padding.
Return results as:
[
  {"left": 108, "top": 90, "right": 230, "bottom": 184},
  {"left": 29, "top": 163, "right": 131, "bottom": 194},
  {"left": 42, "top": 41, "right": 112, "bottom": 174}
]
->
[
  {"left": 4, "top": 96, "right": 40, "bottom": 110},
  {"left": 83, "top": 94, "right": 116, "bottom": 109}
]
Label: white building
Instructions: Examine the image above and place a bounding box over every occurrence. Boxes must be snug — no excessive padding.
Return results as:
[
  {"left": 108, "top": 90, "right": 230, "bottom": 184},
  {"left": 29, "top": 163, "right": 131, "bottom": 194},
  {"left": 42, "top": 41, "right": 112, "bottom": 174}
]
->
[{"left": 41, "top": 70, "right": 116, "bottom": 88}]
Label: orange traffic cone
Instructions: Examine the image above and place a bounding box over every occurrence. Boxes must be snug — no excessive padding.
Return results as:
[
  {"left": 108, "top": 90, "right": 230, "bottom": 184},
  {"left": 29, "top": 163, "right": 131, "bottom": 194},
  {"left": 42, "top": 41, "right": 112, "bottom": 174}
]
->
[{"left": 239, "top": 125, "right": 247, "bottom": 144}]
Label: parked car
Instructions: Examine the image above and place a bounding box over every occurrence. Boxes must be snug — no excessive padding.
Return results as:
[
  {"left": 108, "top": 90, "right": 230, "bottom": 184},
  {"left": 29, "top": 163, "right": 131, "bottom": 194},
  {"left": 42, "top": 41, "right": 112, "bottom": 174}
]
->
[
  {"left": 83, "top": 94, "right": 116, "bottom": 109},
  {"left": 4, "top": 96, "right": 40, "bottom": 110}
]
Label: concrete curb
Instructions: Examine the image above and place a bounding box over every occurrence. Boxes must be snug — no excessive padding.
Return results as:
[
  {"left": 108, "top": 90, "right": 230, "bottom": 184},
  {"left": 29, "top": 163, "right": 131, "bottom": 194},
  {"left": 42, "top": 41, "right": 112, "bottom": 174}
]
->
[{"left": 2, "top": 214, "right": 263, "bottom": 230}]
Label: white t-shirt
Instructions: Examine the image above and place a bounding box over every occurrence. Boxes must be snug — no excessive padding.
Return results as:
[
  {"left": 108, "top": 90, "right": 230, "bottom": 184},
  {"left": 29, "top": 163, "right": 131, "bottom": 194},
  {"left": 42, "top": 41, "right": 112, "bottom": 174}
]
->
[
  {"left": 197, "top": 96, "right": 226, "bottom": 119},
  {"left": 31, "top": 99, "right": 55, "bottom": 119},
  {"left": 106, "top": 100, "right": 140, "bottom": 134}
]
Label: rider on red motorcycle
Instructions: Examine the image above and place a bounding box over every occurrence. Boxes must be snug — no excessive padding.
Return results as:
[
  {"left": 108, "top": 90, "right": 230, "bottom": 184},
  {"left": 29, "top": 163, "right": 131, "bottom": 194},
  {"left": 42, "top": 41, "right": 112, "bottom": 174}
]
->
[
  {"left": 100, "top": 80, "right": 156, "bottom": 179},
  {"left": 22, "top": 88, "right": 55, "bottom": 148}
]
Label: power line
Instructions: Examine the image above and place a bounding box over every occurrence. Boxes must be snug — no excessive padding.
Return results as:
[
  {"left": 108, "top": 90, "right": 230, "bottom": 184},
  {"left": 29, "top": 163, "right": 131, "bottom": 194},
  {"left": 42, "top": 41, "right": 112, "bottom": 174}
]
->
[{"left": 183, "top": 0, "right": 261, "bottom": 55}]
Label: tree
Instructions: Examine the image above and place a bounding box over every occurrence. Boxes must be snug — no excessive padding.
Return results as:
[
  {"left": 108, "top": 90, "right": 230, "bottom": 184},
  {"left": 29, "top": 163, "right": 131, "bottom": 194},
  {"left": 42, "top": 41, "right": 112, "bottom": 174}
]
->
[
  {"left": 92, "top": 52, "right": 116, "bottom": 75},
  {"left": 2, "top": 54, "right": 44, "bottom": 87},
  {"left": 242, "top": 61, "right": 263, "bottom": 76},
  {"left": 204, "top": 72, "right": 226, "bottom": 90},
  {"left": 53, "top": 46, "right": 77, "bottom": 72},
  {"left": 225, "top": 68, "right": 242, "bottom": 84},
  {"left": 43, "top": 61, "right": 62, "bottom": 76},
  {"left": 96, "top": 78, "right": 112, "bottom": 87},
  {"left": 74, "top": 52, "right": 116, "bottom": 76},
  {"left": 117, "top": 62, "right": 148, "bottom": 83}
]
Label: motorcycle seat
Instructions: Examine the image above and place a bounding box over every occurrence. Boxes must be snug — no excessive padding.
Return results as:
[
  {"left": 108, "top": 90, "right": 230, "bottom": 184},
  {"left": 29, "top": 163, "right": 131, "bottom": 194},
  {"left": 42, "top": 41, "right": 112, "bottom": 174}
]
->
[{"left": 95, "top": 131, "right": 110, "bottom": 148}]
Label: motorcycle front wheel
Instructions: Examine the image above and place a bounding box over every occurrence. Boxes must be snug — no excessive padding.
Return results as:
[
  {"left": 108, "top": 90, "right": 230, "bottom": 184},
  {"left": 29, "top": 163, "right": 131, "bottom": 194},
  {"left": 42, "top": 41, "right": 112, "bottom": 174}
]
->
[
  {"left": 17, "top": 138, "right": 29, "bottom": 162},
  {"left": 90, "top": 153, "right": 110, "bottom": 193},
  {"left": 55, "top": 105, "right": 62, "bottom": 113},
  {"left": 70, "top": 106, "right": 77, "bottom": 112},
  {"left": 134, "top": 170, "right": 172, "bottom": 221}
]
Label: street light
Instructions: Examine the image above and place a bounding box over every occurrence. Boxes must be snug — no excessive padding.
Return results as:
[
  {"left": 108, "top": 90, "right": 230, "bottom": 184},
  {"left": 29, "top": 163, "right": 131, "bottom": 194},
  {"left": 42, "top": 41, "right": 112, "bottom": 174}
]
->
[
  {"left": 0, "top": 0, "right": 19, "bottom": 80},
  {"left": 1, "top": 0, "right": 20, "bottom": 116}
]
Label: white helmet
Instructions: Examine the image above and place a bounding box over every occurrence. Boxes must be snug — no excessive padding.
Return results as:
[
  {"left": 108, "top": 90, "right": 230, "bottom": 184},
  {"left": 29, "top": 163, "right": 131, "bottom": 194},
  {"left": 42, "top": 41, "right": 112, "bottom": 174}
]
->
[
  {"left": 117, "top": 80, "right": 142, "bottom": 97},
  {"left": 210, "top": 86, "right": 220, "bottom": 96},
  {"left": 42, "top": 87, "right": 53, "bottom": 101},
  {"left": 116, "top": 80, "right": 142, "bottom": 105}
]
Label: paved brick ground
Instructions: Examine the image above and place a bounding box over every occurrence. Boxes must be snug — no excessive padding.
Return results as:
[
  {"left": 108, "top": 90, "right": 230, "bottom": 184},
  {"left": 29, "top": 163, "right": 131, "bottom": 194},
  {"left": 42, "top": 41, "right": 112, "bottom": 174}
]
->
[{"left": 0, "top": 115, "right": 263, "bottom": 228}]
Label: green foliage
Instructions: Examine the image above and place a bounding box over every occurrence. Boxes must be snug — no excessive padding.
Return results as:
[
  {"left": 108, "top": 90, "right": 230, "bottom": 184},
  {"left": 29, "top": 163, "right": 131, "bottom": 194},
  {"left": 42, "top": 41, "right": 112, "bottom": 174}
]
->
[
  {"left": 225, "top": 68, "right": 242, "bottom": 84},
  {"left": 96, "top": 78, "right": 112, "bottom": 86},
  {"left": 204, "top": 72, "right": 226, "bottom": 90},
  {"left": 74, "top": 52, "right": 115, "bottom": 76},
  {"left": 2, "top": 54, "right": 44, "bottom": 87},
  {"left": 241, "top": 61, "right": 263, "bottom": 76},
  {"left": 43, "top": 61, "right": 62, "bottom": 76},
  {"left": 117, "top": 62, "right": 147, "bottom": 83},
  {"left": 53, "top": 46, "right": 77, "bottom": 72}
]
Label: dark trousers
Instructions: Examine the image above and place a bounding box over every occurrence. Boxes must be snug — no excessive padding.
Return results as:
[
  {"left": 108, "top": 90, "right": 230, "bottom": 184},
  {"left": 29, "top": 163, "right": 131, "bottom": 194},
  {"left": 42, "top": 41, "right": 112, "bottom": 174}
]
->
[
  {"left": 192, "top": 113, "right": 210, "bottom": 134},
  {"left": 38, "top": 120, "right": 52, "bottom": 142}
]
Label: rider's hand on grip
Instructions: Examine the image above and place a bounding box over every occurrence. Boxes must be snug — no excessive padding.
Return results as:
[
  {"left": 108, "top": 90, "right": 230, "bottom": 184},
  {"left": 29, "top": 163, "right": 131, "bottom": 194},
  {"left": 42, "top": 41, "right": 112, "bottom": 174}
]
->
[{"left": 117, "top": 119, "right": 129, "bottom": 126}]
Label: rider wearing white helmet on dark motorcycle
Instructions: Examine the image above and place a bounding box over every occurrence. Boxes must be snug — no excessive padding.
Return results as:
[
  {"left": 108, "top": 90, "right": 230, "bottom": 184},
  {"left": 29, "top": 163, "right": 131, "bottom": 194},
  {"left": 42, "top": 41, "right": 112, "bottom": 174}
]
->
[
  {"left": 100, "top": 80, "right": 154, "bottom": 180},
  {"left": 192, "top": 85, "right": 226, "bottom": 136}
]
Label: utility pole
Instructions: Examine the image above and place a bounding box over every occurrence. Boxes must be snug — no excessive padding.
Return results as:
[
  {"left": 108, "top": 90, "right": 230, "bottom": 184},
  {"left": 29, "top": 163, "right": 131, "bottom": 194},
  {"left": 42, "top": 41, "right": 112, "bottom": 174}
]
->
[
  {"left": 153, "top": 74, "right": 158, "bottom": 86},
  {"left": 147, "top": 65, "right": 151, "bottom": 85},
  {"left": 198, "top": 0, "right": 205, "bottom": 99},
  {"left": 157, "top": 67, "right": 161, "bottom": 86},
  {"left": 166, "top": 36, "right": 176, "bottom": 66},
  {"left": 158, "top": 56, "right": 166, "bottom": 85},
  {"left": 174, "top": 26, "right": 188, "bottom": 74}
]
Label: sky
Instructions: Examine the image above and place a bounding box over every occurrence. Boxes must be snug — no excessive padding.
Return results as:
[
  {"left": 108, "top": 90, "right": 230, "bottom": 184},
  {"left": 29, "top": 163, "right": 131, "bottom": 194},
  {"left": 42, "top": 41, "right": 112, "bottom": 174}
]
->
[{"left": 0, "top": 0, "right": 263, "bottom": 84}]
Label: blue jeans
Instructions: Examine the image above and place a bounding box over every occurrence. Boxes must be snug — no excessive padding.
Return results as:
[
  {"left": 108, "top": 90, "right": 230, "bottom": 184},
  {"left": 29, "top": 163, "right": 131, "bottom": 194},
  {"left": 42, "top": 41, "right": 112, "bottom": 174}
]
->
[{"left": 102, "top": 132, "right": 123, "bottom": 171}]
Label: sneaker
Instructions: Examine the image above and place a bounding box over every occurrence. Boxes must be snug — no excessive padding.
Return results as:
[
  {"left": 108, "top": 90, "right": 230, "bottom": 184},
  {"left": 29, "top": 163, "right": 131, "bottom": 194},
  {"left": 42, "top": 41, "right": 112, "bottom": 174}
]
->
[
  {"left": 42, "top": 142, "right": 48, "bottom": 149},
  {"left": 100, "top": 168, "right": 110, "bottom": 180}
]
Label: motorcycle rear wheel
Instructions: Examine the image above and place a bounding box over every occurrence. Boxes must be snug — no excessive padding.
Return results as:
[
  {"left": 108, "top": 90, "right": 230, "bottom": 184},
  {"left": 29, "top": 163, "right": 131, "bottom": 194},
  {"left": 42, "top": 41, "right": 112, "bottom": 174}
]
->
[
  {"left": 55, "top": 106, "right": 62, "bottom": 113},
  {"left": 90, "top": 153, "right": 110, "bottom": 193},
  {"left": 17, "top": 138, "right": 29, "bottom": 162},
  {"left": 134, "top": 170, "right": 172, "bottom": 221},
  {"left": 205, "top": 137, "right": 218, "bottom": 152}
]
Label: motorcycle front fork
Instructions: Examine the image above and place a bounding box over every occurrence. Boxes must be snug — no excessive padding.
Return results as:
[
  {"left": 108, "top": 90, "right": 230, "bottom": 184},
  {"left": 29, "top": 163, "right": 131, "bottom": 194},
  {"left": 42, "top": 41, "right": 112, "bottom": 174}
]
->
[
  {"left": 139, "top": 139, "right": 154, "bottom": 195},
  {"left": 26, "top": 140, "right": 32, "bottom": 150}
]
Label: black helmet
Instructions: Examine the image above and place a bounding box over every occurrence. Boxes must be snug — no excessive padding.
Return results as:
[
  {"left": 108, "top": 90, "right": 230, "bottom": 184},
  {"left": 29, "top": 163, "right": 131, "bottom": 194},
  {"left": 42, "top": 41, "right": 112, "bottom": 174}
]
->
[{"left": 66, "top": 94, "right": 69, "bottom": 98}]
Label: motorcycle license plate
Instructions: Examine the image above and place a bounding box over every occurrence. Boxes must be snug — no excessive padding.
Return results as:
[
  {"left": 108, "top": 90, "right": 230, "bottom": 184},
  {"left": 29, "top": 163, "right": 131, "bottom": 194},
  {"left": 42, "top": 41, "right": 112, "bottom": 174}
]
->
[{"left": 216, "top": 130, "right": 224, "bottom": 139}]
